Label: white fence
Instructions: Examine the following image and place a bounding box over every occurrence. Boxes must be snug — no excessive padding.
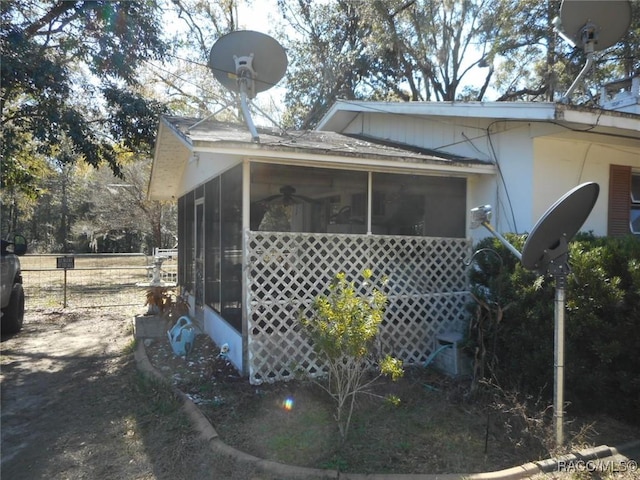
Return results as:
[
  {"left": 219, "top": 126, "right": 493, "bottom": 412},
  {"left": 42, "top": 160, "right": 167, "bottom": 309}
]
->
[{"left": 245, "top": 231, "right": 472, "bottom": 384}]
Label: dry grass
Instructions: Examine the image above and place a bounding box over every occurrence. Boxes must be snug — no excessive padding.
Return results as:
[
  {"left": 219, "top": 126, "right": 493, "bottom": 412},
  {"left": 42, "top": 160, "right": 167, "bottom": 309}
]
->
[
  {"left": 20, "top": 254, "right": 176, "bottom": 309},
  {"left": 147, "top": 334, "right": 640, "bottom": 476}
]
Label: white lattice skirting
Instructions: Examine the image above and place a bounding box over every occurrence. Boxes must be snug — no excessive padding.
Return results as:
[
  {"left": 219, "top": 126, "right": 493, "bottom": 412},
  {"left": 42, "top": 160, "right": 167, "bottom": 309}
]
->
[{"left": 245, "top": 231, "right": 472, "bottom": 384}]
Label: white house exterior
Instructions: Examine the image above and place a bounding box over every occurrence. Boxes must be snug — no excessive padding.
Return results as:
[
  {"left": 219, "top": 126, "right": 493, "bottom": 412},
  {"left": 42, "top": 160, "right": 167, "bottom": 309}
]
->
[
  {"left": 150, "top": 116, "right": 495, "bottom": 383},
  {"left": 149, "top": 102, "right": 639, "bottom": 384},
  {"left": 318, "top": 101, "right": 640, "bottom": 239}
]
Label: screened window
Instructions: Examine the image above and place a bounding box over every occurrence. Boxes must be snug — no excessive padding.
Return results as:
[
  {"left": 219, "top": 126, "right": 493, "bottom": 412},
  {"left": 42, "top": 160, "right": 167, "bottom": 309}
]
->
[
  {"left": 371, "top": 173, "right": 466, "bottom": 237},
  {"left": 220, "top": 165, "right": 243, "bottom": 329},
  {"left": 180, "top": 166, "right": 243, "bottom": 331},
  {"left": 204, "top": 177, "right": 221, "bottom": 310},
  {"left": 180, "top": 162, "right": 469, "bottom": 332},
  {"left": 177, "top": 195, "right": 186, "bottom": 285},
  {"left": 182, "top": 191, "right": 194, "bottom": 291},
  {"left": 250, "top": 163, "right": 368, "bottom": 233}
]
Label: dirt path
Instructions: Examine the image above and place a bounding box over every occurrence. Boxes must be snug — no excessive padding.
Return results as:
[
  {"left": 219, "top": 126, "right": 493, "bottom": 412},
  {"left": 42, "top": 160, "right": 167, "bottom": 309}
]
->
[{"left": 0, "top": 307, "right": 266, "bottom": 480}]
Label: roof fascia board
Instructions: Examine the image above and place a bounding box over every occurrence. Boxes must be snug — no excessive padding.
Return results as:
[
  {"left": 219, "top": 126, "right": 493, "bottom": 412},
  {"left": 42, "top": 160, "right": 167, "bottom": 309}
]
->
[
  {"left": 557, "top": 108, "right": 640, "bottom": 133},
  {"left": 148, "top": 120, "right": 168, "bottom": 198},
  {"left": 317, "top": 100, "right": 559, "bottom": 131},
  {"left": 193, "top": 145, "right": 495, "bottom": 176},
  {"left": 148, "top": 118, "right": 192, "bottom": 201},
  {"left": 161, "top": 116, "right": 194, "bottom": 150},
  {"left": 192, "top": 140, "right": 484, "bottom": 164},
  {"left": 318, "top": 100, "right": 640, "bottom": 134}
]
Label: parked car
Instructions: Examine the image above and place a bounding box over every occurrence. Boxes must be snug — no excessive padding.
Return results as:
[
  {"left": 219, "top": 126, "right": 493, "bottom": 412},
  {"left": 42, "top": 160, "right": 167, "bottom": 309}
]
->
[{"left": 1, "top": 234, "right": 27, "bottom": 334}]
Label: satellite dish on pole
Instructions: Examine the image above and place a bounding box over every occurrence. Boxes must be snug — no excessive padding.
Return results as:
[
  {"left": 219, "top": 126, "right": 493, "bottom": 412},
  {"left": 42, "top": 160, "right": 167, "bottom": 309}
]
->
[
  {"left": 208, "top": 30, "right": 288, "bottom": 142},
  {"left": 470, "top": 182, "right": 600, "bottom": 447},
  {"left": 553, "top": 0, "right": 632, "bottom": 103},
  {"left": 521, "top": 182, "right": 599, "bottom": 448}
]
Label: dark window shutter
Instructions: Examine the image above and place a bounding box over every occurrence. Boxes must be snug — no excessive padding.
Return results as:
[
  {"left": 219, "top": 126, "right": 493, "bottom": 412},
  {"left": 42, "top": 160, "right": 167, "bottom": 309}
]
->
[{"left": 608, "top": 164, "right": 631, "bottom": 237}]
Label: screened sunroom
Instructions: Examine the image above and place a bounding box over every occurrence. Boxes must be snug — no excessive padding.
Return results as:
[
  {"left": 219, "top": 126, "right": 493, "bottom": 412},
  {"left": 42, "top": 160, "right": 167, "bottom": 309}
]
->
[{"left": 150, "top": 116, "right": 495, "bottom": 384}]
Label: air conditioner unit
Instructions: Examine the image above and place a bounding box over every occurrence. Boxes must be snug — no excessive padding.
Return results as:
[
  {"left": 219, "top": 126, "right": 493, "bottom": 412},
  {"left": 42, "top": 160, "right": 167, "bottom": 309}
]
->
[
  {"left": 433, "top": 332, "right": 472, "bottom": 377},
  {"left": 600, "top": 76, "right": 640, "bottom": 114}
]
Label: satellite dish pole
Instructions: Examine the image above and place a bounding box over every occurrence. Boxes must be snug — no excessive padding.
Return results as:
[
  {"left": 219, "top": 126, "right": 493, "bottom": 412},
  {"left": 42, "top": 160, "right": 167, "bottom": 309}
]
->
[
  {"left": 233, "top": 53, "right": 259, "bottom": 141},
  {"left": 470, "top": 182, "right": 600, "bottom": 447},
  {"left": 559, "top": 24, "right": 596, "bottom": 103}
]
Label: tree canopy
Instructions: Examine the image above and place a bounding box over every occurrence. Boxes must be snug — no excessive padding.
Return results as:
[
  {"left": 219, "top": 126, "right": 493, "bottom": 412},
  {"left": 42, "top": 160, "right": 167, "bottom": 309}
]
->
[
  {"left": 2, "top": 0, "right": 638, "bottom": 252},
  {"left": 1, "top": 0, "right": 169, "bottom": 193},
  {"left": 276, "top": 0, "right": 640, "bottom": 129},
  {"left": 138, "top": 0, "right": 250, "bottom": 119}
]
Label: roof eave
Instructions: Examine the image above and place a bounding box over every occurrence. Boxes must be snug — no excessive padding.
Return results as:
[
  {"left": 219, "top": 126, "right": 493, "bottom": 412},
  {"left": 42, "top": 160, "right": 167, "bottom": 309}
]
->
[
  {"left": 148, "top": 117, "right": 193, "bottom": 201},
  {"left": 192, "top": 142, "right": 496, "bottom": 176},
  {"left": 317, "top": 100, "right": 640, "bottom": 135}
]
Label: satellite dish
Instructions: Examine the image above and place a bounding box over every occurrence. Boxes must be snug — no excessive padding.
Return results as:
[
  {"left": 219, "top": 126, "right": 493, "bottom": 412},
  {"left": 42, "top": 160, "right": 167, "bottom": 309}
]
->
[
  {"left": 555, "top": 0, "right": 632, "bottom": 102},
  {"left": 559, "top": 0, "right": 631, "bottom": 51},
  {"left": 209, "top": 30, "right": 287, "bottom": 98},
  {"left": 522, "top": 182, "right": 599, "bottom": 274},
  {"left": 207, "top": 30, "right": 288, "bottom": 142}
]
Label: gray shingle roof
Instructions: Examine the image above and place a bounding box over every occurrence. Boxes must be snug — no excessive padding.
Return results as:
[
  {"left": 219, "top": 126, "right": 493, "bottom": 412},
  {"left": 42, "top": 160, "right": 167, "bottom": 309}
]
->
[{"left": 162, "top": 116, "right": 489, "bottom": 167}]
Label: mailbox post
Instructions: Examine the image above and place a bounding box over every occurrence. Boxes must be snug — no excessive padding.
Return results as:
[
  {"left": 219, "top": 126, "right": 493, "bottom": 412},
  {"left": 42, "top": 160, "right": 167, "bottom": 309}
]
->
[{"left": 56, "top": 256, "right": 75, "bottom": 308}]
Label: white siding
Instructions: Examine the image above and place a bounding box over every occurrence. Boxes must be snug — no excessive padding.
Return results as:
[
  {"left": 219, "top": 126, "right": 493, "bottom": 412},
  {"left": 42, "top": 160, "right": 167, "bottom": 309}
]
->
[
  {"left": 180, "top": 152, "right": 242, "bottom": 195},
  {"left": 344, "top": 112, "right": 539, "bottom": 235},
  {"left": 346, "top": 113, "right": 492, "bottom": 162},
  {"left": 534, "top": 138, "right": 640, "bottom": 236},
  {"left": 320, "top": 102, "right": 639, "bottom": 240}
]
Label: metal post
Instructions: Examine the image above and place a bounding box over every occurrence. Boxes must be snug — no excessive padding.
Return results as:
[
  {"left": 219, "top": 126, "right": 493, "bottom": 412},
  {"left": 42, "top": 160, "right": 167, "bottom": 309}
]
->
[
  {"left": 560, "top": 53, "right": 594, "bottom": 103},
  {"left": 63, "top": 268, "right": 68, "bottom": 308},
  {"left": 481, "top": 221, "right": 523, "bottom": 261},
  {"left": 239, "top": 88, "right": 259, "bottom": 142},
  {"left": 554, "top": 277, "right": 566, "bottom": 447}
]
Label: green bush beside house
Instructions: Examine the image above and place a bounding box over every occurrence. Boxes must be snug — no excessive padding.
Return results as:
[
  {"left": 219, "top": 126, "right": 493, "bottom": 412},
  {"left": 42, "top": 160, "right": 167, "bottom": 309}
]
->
[{"left": 468, "top": 234, "right": 640, "bottom": 424}]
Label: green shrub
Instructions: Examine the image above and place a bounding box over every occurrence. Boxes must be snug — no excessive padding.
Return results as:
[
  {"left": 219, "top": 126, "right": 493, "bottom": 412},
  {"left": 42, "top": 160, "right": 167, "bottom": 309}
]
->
[
  {"left": 469, "top": 234, "right": 640, "bottom": 424},
  {"left": 300, "top": 270, "right": 404, "bottom": 443}
]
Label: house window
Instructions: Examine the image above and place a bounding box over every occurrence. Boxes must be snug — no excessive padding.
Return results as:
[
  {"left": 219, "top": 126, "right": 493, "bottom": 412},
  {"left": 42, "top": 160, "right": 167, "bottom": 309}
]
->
[
  {"left": 250, "top": 163, "right": 368, "bottom": 233},
  {"left": 631, "top": 171, "right": 640, "bottom": 234},
  {"left": 371, "top": 173, "right": 467, "bottom": 237},
  {"left": 183, "top": 191, "right": 195, "bottom": 291},
  {"left": 178, "top": 166, "right": 244, "bottom": 332},
  {"left": 181, "top": 191, "right": 194, "bottom": 291},
  {"left": 608, "top": 165, "right": 639, "bottom": 236}
]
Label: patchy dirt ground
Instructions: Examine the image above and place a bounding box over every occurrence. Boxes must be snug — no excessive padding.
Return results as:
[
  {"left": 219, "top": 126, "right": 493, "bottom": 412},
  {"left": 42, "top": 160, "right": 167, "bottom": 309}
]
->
[
  {"left": 0, "top": 306, "right": 272, "bottom": 480},
  {"left": 5, "top": 306, "right": 637, "bottom": 479},
  {"left": 145, "top": 331, "right": 640, "bottom": 476}
]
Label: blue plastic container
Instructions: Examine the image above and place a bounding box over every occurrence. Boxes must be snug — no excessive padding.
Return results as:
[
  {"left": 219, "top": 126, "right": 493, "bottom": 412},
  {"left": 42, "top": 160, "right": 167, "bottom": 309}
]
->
[{"left": 168, "top": 316, "right": 196, "bottom": 357}]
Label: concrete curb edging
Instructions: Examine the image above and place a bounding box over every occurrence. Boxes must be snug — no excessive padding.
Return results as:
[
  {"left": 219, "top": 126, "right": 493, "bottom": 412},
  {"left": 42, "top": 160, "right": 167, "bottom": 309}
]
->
[
  {"left": 133, "top": 340, "right": 637, "bottom": 480},
  {"left": 135, "top": 341, "right": 340, "bottom": 479}
]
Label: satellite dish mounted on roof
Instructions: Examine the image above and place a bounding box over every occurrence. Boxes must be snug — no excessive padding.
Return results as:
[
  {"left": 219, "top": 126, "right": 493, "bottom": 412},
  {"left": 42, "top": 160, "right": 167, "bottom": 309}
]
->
[
  {"left": 470, "top": 182, "right": 600, "bottom": 448},
  {"left": 207, "top": 30, "right": 288, "bottom": 142},
  {"left": 553, "top": 0, "right": 631, "bottom": 103}
]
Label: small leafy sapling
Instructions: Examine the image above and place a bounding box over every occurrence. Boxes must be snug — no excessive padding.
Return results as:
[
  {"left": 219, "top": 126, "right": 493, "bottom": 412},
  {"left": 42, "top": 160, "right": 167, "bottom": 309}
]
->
[{"left": 300, "top": 269, "right": 403, "bottom": 443}]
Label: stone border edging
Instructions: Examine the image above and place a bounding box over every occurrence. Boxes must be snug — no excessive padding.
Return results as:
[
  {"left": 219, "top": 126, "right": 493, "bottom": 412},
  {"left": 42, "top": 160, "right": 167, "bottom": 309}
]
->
[{"left": 134, "top": 339, "right": 637, "bottom": 480}]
